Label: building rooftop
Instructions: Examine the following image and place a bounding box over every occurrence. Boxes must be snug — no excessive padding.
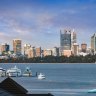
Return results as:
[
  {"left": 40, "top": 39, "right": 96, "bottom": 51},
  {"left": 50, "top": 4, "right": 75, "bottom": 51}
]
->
[
  {"left": 0, "top": 88, "right": 13, "bottom": 96},
  {"left": 0, "top": 77, "right": 28, "bottom": 95},
  {"left": 0, "top": 77, "right": 54, "bottom": 96}
]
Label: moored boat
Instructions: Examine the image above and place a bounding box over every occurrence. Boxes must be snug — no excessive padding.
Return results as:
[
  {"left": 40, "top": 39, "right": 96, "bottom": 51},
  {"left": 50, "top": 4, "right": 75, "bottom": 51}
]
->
[
  {"left": 22, "top": 67, "right": 32, "bottom": 77},
  {"left": 6, "top": 66, "right": 21, "bottom": 77},
  {"left": 0, "top": 67, "right": 6, "bottom": 77}
]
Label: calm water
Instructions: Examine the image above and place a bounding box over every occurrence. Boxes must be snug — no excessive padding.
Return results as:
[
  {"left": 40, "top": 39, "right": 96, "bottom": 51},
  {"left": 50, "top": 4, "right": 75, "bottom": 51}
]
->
[{"left": 0, "top": 63, "right": 96, "bottom": 96}]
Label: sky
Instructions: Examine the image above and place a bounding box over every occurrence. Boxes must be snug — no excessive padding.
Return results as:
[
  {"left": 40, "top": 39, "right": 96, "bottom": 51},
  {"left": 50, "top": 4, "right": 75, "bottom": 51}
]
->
[{"left": 0, "top": 0, "right": 96, "bottom": 49}]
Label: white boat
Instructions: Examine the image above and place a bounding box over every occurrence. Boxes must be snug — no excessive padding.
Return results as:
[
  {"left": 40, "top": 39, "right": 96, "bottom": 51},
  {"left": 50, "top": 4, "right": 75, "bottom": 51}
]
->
[
  {"left": 38, "top": 73, "right": 45, "bottom": 79},
  {"left": 0, "top": 67, "right": 6, "bottom": 77},
  {"left": 88, "top": 89, "right": 96, "bottom": 93},
  {"left": 22, "top": 67, "right": 32, "bottom": 77},
  {"left": 6, "top": 66, "right": 21, "bottom": 77}
]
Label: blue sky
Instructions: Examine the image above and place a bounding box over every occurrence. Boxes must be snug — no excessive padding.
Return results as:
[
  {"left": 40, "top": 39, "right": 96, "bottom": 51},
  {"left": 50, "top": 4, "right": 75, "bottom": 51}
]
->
[{"left": 0, "top": 0, "right": 96, "bottom": 49}]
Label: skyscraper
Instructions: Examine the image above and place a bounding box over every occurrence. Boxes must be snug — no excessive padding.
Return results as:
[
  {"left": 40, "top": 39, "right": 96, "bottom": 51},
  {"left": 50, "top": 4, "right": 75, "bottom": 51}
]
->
[
  {"left": 13, "top": 39, "right": 22, "bottom": 55},
  {"left": 71, "top": 30, "right": 77, "bottom": 50},
  {"left": 91, "top": 33, "right": 96, "bottom": 54},
  {"left": 60, "top": 29, "right": 77, "bottom": 56},
  {"left": 60, "top": 29, "right": 71, "bottom": 51}
]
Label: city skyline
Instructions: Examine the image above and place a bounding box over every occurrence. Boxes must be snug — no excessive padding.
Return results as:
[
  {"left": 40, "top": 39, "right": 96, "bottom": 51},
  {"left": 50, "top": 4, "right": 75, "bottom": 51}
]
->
[{"left": 0, "top": 0, "right": 96, "bottom": 49}]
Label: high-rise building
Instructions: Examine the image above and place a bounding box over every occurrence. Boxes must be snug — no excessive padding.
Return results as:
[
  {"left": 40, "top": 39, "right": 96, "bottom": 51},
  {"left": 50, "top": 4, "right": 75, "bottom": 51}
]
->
[
  {"left": 71, "top": 31, "right": 77, "bottom": 44},
  {"left": 81, "top": 43, "right": 87, "bottom": 53},
  {"left": 91, "top": 33, "right": 96, "bottom": 54},
  {"left": 60, "top": 29, "right": 76, "bottom": 56},
  {"left": 13, "top": 39, "right": 22, "bottom": 55},
  {"left": 71, "top": 30, "right": 77, "bottom": 51},
  {"left": 36, "top": 47, "right": 42, "bottom": 57},
  {"left": 0, "top": 43, "right": 9, "bottom": 53},
  {"left": 60, "top": 29, "right": 71, "bottom": 52}
]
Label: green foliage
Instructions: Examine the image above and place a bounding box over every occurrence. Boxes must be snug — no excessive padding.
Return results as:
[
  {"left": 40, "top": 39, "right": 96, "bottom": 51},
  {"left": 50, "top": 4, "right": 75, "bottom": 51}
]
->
[{"left": 0, "top": 55, "right": 96, "bottom": 63}]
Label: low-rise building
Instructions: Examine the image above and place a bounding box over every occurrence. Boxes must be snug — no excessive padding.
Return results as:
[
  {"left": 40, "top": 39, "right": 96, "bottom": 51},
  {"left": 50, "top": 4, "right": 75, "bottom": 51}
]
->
[
  {"left": 62, "top": 50, "right": 72, "bottom": 57},
  {"left": 52, "top": 47, "right": 59, "bottom": 56},
  {"left": 36, "top": 47, "right": 42, "bottom": 57},
  {"left": 73, "top": 43, "right": 79, "bottom": 56},
  {"left": 43, "top": 49, "right": 52, "bottom": 57},
  {"left": 0, "top": 43, "right": 10, "bottom": 54}
]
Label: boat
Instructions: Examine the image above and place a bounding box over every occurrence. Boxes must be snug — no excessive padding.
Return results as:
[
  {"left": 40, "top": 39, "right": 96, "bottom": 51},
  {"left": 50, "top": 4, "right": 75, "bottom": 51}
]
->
[
  {"left": 0, "top": 67, "right": 6, "bottom": 77},
  {"left": 38, "top": 73, "right": 45, "bottom": 79},
  {"left": 88, "top": 89, "right": 96, "bottom": 93},
  {"left": 22, "top": 67, "right": 32, "bottom": 77},
  {"left": 6, "top": 66, "right": 21, "bottom": 77}
]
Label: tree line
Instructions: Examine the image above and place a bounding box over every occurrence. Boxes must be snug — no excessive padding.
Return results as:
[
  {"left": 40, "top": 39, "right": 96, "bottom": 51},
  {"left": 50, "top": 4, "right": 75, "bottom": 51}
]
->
[{"left": 0, "top": 54, "right": 96, "bottom": 63}]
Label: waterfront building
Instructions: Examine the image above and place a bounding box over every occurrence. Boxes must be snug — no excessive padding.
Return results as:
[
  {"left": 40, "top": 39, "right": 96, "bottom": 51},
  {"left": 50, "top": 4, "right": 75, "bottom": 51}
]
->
[
  {"left": 13, "top": 39, "right": 22, "bottom": 55},
  {"left": 0, "top": 43, "right": 9, "bottom": 53},
  {"left": 81, "top": 43, "right": 87, "bottom": 53},
  {"left": 52, "top": 47, "right": 59, "bottom": 56},
  {"left": 91, "top": 33, "right": 96, "bottom": 54},
  {"left": 36, "top": 47, "right": 42, "bottom": 57},
  {"left": 43, "top": 49, "right": 52, "bottom": 57},
  {"left": 73, "top": 43, "right": 79, "bottom": 56}
]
